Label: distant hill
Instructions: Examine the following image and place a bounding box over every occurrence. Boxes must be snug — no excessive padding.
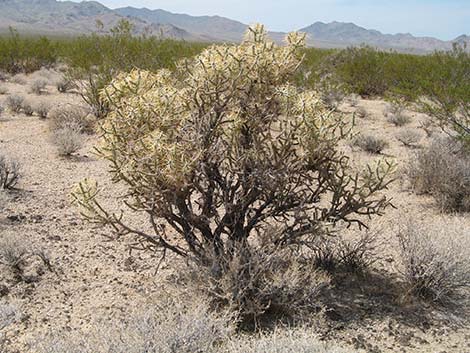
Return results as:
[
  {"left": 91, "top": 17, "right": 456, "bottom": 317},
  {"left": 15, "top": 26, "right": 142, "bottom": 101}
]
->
[
  {"left": 300, "top": 21, "right": 461, "bottom": 53},
  {"left": 0, "top": 0, "right": 198, "bottom": 40},
  {"left": 0, "top": 0, "right": 468, "bottom": 53}
]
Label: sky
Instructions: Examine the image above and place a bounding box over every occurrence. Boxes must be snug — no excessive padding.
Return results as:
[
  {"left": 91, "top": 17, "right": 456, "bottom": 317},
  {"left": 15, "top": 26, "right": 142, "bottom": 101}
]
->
[{"left": 68, "top": 0, "right": 470, "bottom": 40}]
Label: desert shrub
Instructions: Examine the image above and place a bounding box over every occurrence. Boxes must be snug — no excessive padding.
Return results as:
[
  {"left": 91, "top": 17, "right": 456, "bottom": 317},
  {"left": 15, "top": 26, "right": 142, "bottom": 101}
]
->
[
  {"left": 418, "top": 118, "right": 435, "bottom": 137},
  {"left": 0, "top": 155, "right": 20, "bottom": 190},
  {"left": 320, "top": 85, "right": 345, "bottom": 111},
  {"left": 35, "top": 297, "right": 234, "bottom": 353},
  {"left": 56, "top": 78, "right": 75, "bottom": 93},
  {"left": 225, "top": 328, "right": 347, "bottom": 353},
  {"left": 353, "top": 134, "right": 389, "bottom": 154},
  {"left": 405, "top": 136, "right": 470, "bottom": 212},
  {"left": 5, "top": 94, "right": 24, "bottom": 113},
  {"left": 309, "top": 231, "right": 378, "bottom": 274},
  {"left": 354, "top": 106, "right": 368, "bottom": 119},
  {"left": 30, "top": 79, "right": 48, "bottom": 95},
  {"left": 0, "top": 302, "right": 22, "bottom": 330},
  {"left": 48, "top": 105, "right": 94, "bottom": 134},
  {"left": 182, "top": 245, "right": 330, "bottom": 324},
  {"left": 396, "top": 130, "right": 421, "bottom": 147},
  {"left": 10, "top": 74, "right": 27, "bottom": 85},
  {"left": 72, "top": 25, "right": 394, "bottom": 323},
  {"left": 0, "top": 71, "right": 9, "bottom": 81},
  {"left": 0, "top": 85, "right": 7, "bottom": 95},
  {"left": 346, "top": 94, "right": 359, "bottom": 107},
  {"left": 0, "top": 234, "right": 31, "bottom": 280},
  {"left": 397, "top": 218, "right": 470, "bottom": 303},
  {"left": 52, "top": 122, "right": 85, "bottom": 157},
  {"left": 21, "top": 100, "right": 34, "bottom": 116},
  {"left": 35, "top": 102, "right": 51, "bottom": 119},
  {"left": 386, "top": 103, "right": 411, "bottom": 126}
]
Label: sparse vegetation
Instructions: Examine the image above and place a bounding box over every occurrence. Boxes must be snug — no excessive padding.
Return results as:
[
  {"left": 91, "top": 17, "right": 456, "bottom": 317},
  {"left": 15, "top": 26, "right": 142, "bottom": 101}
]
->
[
  {"left": 56, "top": 78, "right": 75, "bottom": 93},
  {"left": 353, "top": 134, "right": 389, "bottom": 154},
  {"left": 397, "top": 218, "right": 470, "bottom": 304},
  {"left": 21, "top": 100, "right": 34, "bottom": 116},
  {"left": 30, "top": 78, "right": 48, "bottom": 95},
  {"left": 396, "top": 130, "right": 421, "bottom": 147},
  {"left": 405, "top": 136, "right": 470, "bottom": 212},
  {"left": 0, "top": 85, "right": 8, "bottom": 95},
  {"left": 5, "top": 94, "right": 24, "bottom": 113},
  {"left": 48, "top": 105, "right": 94, "bottom": 134},
  {"left": 386, "top": 103, "right": 411, "bottom": 126},
  {"left": 0, "top": 154, "right": 20, "bottom": 189},
  {"left": 34, "top": 102, "right": 51, "bottom": 119},
  {"left": 354, "top": 106, "right": 368, "bottom": 119},
  {"left": 52, "top": 122, "right": 85, "bottom": 156},
  {"left": 72, "top": 26, "right": 394, "bottom": 324}
]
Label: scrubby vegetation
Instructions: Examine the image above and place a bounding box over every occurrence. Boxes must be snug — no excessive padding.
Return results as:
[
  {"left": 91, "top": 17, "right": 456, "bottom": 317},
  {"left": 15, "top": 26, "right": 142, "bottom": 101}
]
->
[
  {"left": 0, "top": 154, "right": 20, "bottom": 190},
  {"left": 72, "top": 25, "right": 394, "bottom": 325}
]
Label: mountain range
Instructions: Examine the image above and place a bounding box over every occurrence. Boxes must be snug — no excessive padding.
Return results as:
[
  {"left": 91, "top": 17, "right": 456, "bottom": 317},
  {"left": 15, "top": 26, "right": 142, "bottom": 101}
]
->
[{"left": 0, "top": 0, "right": 468, "bottom": 53}]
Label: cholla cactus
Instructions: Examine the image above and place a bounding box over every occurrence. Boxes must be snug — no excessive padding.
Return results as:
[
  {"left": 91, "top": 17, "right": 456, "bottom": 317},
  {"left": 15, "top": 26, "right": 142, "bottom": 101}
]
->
[{"left": 73, "top": 25, "right": 394, "bottom": 264}]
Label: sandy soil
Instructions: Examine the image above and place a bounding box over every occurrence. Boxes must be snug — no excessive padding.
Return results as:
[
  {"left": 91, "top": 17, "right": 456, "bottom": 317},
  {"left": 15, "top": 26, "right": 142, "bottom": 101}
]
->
[{"left": 0, "top": 71, "right": 469, "bottom": 352}]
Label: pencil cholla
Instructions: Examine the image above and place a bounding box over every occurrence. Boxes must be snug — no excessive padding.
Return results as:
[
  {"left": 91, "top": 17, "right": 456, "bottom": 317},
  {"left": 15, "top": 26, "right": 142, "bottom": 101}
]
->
[{"left": 73, "top": 25, "right": 393, "bottom": 265}]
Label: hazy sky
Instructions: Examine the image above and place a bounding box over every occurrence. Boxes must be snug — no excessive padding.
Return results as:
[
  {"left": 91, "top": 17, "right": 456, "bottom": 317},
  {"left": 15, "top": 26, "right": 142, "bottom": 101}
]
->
[{"left": 69, "top": 0, "right": 470, "bottom": 40}]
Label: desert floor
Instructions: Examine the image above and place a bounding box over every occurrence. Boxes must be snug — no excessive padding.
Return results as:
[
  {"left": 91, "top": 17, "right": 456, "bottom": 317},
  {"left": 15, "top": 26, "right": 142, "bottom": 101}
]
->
[{"left": 0, "top": 69, "right": 469, "bottom": 352}]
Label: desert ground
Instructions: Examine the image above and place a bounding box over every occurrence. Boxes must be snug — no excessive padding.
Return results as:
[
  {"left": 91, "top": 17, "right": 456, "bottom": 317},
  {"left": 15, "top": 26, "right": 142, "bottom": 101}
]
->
[{"left": 0, "top": 69, "right": 469, "bottom": 352}]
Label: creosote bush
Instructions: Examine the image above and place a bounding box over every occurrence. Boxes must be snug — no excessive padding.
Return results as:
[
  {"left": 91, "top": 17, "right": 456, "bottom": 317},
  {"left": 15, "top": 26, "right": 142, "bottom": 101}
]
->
[
  {"left": 353, "top": 134, "right": 389, "bottom": 154},
  {"left": 73, "top": 25, "right": 394, "bottom": 322},
  {"left": 397, "top": 218, "right": 470, "bottom": 304},
  {"left": 0, "top": 155, "right": 20, "bottom": 190},
  {"left": 5, "top": 94, "right": 24, "bottom": 113},
  {"left": 405, "top": 136, "right": 470, "bottom": 212}
]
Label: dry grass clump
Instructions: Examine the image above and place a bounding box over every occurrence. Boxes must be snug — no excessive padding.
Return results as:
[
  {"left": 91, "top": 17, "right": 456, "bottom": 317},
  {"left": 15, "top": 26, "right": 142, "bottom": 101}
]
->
[
  {"left": 353, "top": 134, "right": 389, "bottom": 154},
  {"left": 182, "top": 246, "right": 330, "bottom": 325},
  {"left": 310, "top": 231, "right": 379, "bottom": 274},
  {"left": 0, "top": 155, "right": 20, "bottom": 190},
  {"left": 51, "top": 122, "right": 85, "bottom": 157},
  {"left": 35, "top": 297, "right": 234, "bottom": 353},
  {"left": 396, "top": 130, "right": 421, "bottom": 148},
  {"left": 29, "top": 79, "right": 48, "bottom": 95},
  {"left": 0, "top": 302, "right": 22, "bottom": 330},
  {"left": 5, "top": 94, "right": 24, "bottom": 113},
  {"left": 386, "top": 104, "right": 411, "bottom": 126},
  {"left": 34, "top": 102, "right": 51, "bottom": 119},
  {"left": 48, "top": 105, "right": 95, "bottom": 134},
  {"left": 397, "top": 218, "right": 470, "bottom": 304},
  {"left": 354, "top": 106, "right": 368, "bottom": 119},
  {"left": 225, "top": 328, "right": 347, "bottom": 353},
  {"left": 405, "top": 136, "right": 470, "bottom": 212}
]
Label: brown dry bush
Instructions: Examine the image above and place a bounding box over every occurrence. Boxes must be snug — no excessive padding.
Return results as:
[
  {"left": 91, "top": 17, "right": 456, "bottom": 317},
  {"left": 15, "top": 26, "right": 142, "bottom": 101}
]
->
[
  {"left": 0, "top": 155, "right": 20, "bottom": 190},
  {"left": 405, "top": 136, "right": 470, "bottom": 212},
  {"left": 48, "top": 105, "right": 95, "bottom": 134},
  {"left": 353, "top": 134, "right": 389, "bottom": 154},
  {"left": 397, "top": 218, "right": 470, "bottom": 304}
]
